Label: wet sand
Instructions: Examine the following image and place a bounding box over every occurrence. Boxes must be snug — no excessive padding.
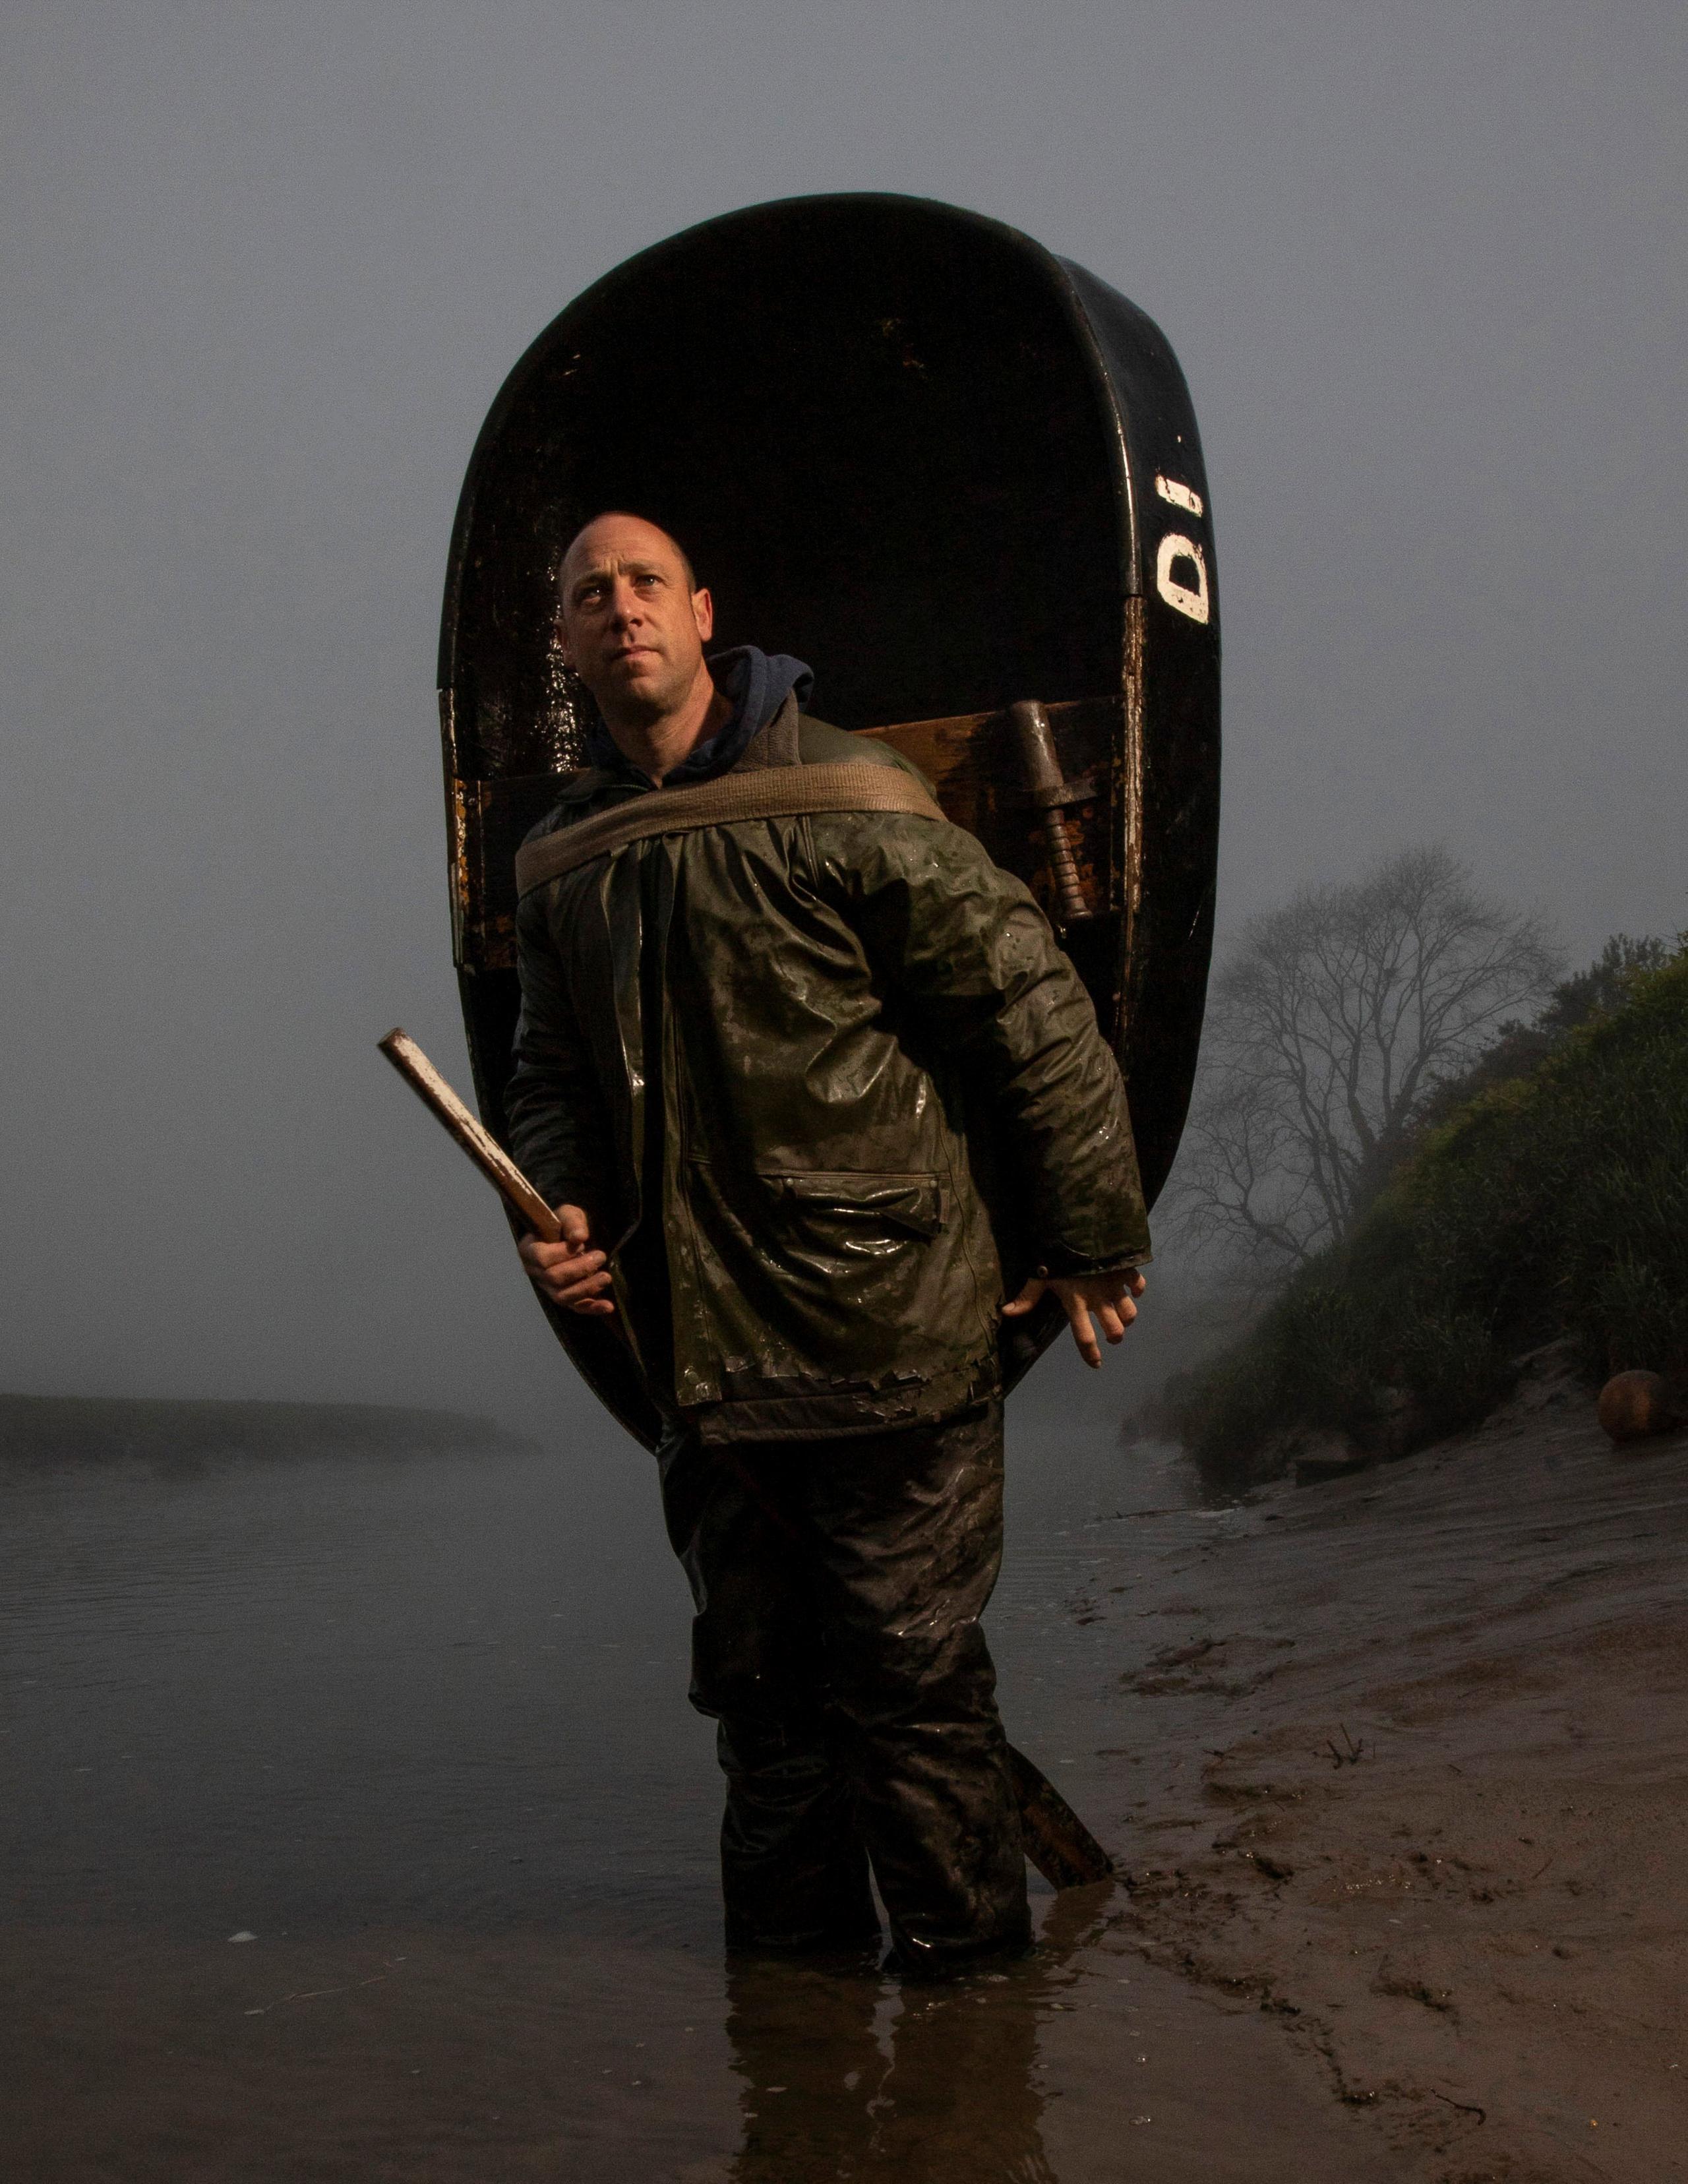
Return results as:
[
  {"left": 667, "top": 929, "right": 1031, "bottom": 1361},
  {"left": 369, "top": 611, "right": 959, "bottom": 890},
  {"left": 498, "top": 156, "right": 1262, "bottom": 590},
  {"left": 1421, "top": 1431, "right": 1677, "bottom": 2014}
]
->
[
  {"left": 6, "top": 1364, "right": 1685, "bottom": 2177},
  {"left": 1102, "top": 1347, "right": 1688, "bottom": 2179}
]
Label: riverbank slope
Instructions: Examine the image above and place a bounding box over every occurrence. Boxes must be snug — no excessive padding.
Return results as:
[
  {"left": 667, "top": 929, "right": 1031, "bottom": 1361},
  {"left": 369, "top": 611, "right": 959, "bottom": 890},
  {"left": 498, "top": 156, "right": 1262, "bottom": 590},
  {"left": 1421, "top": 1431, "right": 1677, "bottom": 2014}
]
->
[{"left": 1112, "top": 1343, "right": 1688, "bottom": 2179}]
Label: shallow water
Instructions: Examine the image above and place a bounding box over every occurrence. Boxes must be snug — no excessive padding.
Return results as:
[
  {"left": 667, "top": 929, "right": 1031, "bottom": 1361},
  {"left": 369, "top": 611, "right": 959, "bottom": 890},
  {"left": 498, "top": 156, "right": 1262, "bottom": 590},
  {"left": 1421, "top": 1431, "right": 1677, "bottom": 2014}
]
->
[{"left": 2, "top": 1381, "right": 1404, "bottom": 2179}]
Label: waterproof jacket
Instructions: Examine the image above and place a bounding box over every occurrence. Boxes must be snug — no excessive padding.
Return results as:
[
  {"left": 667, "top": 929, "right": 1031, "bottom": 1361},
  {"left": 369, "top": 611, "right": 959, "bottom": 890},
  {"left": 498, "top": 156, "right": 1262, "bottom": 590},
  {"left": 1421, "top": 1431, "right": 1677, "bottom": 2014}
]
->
[{"left": 505, "top": 694, "right": 1150, "bottom": 1443}]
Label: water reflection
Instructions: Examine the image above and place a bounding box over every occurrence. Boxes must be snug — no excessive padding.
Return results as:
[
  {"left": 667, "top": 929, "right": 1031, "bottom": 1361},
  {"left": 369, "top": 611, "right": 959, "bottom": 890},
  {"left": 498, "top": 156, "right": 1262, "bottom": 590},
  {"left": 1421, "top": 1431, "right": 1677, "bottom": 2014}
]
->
[
  {"left": 727, "top": 1963, "right": 1049, "bottom": 2181},
  {"left": 724, "top": 1891, "right": 1115, "bottom": 2182}
]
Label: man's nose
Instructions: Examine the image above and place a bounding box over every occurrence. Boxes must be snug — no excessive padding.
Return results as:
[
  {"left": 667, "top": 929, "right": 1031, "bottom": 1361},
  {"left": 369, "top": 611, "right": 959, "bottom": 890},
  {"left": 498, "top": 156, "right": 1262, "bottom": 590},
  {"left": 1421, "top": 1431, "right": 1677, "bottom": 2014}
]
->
[{"left": 606, "top": 578, "right": 643, "bottom": 626}]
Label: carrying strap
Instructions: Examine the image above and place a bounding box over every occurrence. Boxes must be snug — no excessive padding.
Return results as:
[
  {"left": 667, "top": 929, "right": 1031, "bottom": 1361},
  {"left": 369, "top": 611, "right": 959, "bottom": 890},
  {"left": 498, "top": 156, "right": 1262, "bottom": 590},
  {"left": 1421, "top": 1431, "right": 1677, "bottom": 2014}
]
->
[{"left": 514, "top": 760, "right": 948, "bottom": 896}]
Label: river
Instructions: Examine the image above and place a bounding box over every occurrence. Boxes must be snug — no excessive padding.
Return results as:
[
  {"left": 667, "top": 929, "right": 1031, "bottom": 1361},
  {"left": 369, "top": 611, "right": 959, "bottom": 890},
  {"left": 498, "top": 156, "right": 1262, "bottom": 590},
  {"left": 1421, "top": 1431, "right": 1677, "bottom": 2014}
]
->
[{"left": 3, "top": 1371, "right": 1406, "bottom": 2180}]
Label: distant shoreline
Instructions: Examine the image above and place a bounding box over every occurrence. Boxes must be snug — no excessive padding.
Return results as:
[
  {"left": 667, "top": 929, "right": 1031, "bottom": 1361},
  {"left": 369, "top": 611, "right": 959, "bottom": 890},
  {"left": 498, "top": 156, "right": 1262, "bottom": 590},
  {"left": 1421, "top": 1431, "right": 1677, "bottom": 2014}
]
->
[{"left": 0, "top": 1392, "right": 534, "bottom": 1467}]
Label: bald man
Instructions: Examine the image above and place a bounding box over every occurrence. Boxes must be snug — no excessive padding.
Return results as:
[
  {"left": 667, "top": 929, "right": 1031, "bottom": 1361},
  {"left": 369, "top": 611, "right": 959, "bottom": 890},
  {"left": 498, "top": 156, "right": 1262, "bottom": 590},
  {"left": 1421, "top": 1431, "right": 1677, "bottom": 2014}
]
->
[{"left": 505, "top": 514, "right": 1150, "bottom": 1975}]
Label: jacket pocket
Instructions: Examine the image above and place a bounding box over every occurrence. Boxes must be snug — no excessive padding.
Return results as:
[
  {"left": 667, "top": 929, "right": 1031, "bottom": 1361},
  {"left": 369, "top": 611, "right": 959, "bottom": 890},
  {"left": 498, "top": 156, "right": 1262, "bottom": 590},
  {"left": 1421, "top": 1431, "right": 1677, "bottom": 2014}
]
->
[
  {"left": 676, "top": 1162, "right": 981, "bottom": 1403},
  {"left": 764, "top": 1170, "right": 946, "bottom": 1246}
]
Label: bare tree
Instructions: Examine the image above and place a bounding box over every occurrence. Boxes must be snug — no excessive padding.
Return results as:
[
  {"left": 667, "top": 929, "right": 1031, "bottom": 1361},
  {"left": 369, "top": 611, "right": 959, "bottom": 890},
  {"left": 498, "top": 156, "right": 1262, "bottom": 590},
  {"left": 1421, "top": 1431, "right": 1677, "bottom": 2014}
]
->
[{"left": 1166, "top": 845, "right": 1560, "bottom": 1272}]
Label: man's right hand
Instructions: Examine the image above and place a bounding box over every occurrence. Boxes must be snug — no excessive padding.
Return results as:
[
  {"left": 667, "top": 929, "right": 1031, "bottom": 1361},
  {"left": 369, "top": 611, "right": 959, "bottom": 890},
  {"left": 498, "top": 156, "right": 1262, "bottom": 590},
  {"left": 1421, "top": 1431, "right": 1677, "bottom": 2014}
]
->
[{"left": 518, "top": 1204, "right": 616, "bottom": 1315}]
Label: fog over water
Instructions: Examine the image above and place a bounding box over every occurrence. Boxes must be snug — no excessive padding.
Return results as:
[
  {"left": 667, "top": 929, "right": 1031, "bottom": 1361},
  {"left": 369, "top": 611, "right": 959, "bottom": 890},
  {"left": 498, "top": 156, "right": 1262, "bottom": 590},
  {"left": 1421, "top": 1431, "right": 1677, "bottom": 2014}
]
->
[{"left": 3, "top": 1, "right": 1683, "bottom": 1430}]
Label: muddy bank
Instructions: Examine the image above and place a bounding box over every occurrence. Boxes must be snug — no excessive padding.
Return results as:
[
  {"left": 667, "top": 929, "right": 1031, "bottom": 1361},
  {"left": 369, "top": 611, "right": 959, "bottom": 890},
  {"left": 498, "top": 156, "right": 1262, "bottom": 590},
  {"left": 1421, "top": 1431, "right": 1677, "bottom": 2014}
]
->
[{"left": 1101, "top": 1348, "right": 1688, "bottom": 2180}]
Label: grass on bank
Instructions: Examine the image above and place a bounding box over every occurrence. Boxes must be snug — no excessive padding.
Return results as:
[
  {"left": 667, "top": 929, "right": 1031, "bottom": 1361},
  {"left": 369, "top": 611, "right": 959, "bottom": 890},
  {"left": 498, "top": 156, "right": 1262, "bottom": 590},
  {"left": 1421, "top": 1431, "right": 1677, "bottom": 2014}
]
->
[{"left": 1163, "top": 949, "right": 1688, "bottom": 1492}]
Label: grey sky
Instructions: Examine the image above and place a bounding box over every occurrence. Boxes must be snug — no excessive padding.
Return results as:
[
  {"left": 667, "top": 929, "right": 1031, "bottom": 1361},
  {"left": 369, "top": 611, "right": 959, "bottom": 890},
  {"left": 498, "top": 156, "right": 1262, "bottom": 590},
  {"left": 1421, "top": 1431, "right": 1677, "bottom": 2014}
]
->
[{"left": 3, "top": 1, "right": 1683, "bottom": 1431}]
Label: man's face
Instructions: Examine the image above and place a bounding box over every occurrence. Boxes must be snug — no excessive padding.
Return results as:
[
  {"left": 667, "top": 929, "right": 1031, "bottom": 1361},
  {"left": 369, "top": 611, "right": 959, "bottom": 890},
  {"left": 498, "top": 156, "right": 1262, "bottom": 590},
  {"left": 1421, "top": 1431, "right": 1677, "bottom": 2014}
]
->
[{"left": 558, "top": 514, "right": 713, "bottom": 721}]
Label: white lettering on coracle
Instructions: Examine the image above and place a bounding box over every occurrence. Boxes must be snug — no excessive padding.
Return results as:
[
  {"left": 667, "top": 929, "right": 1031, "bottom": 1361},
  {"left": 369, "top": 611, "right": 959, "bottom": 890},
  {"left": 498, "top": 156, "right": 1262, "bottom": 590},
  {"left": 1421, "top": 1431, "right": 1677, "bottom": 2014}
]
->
[
  {"left": 1155, "top": 533, "right": 1210, "bottom": 624},
  {"left": 1154, "top": 475, "right": 1203, "bottom": 517}
]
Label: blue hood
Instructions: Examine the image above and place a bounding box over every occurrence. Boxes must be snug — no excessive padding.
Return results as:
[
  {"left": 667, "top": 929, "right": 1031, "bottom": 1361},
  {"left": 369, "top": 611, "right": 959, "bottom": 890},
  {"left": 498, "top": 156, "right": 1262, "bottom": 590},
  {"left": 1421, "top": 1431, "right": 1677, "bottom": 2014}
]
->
[{"left": 586, "top": 646, "right": 813, "bottom": 783}]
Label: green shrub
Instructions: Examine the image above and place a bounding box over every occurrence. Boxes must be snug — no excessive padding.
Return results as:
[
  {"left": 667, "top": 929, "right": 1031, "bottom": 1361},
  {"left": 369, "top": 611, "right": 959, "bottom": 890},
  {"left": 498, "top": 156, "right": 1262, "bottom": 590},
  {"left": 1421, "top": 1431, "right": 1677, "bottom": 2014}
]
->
[
  {"left": 1394, "top": 1308, "right": 1513, "bottom": 1441},
  {"left": 1171, "top": 951, "right": 1688, "bottom": 1489}
]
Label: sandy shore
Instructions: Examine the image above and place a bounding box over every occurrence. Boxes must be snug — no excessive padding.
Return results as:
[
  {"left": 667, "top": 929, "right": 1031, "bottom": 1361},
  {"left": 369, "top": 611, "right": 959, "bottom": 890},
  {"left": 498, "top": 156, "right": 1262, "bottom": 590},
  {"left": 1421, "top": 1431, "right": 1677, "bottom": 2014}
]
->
[{"left": 1108, "top": 1345, "right": 1688, "bottom": 2181}]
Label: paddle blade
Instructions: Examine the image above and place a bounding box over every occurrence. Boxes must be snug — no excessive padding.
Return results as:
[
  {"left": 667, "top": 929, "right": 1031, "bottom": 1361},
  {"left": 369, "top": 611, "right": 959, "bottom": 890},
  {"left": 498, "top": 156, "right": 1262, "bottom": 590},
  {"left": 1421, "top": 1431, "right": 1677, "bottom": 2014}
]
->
[{"left": 1006, "top": 1743, "right": 1115, "bottom": 1890}]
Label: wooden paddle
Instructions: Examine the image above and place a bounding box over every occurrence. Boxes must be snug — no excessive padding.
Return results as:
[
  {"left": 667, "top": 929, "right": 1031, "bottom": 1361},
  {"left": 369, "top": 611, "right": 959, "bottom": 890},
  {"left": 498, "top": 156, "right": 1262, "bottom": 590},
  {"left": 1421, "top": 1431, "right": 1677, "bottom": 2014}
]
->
[
  {"left": 377, "top": 1026, "right": 1116, "bottom": 1890},
  {"left": 378, "top": 1029, "right": 560, "bottom": 1240}
]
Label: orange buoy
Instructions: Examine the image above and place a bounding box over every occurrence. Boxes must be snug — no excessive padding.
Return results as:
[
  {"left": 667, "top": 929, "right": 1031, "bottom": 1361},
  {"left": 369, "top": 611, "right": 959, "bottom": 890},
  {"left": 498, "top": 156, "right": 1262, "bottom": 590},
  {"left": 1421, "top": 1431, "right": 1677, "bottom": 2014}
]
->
[{"left": 1597, "top": 1370, "right": 1683, "bottom": 1445}]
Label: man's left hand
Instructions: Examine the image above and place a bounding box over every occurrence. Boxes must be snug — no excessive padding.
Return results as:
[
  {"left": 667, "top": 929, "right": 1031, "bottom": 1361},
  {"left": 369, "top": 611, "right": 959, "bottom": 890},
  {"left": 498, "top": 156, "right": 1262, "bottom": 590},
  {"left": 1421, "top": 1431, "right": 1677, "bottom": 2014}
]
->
[{"left": 1002, "top": 1267, "right": 1147, "bottom": 1369}]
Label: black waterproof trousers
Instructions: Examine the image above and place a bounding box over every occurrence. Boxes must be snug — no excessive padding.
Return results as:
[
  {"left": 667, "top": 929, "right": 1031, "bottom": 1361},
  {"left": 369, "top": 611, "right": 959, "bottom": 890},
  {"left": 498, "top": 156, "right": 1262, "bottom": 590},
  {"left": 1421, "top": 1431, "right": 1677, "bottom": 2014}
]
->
[{"left": 656, "top": 1398, "right": 1031, "bottom": 1974}]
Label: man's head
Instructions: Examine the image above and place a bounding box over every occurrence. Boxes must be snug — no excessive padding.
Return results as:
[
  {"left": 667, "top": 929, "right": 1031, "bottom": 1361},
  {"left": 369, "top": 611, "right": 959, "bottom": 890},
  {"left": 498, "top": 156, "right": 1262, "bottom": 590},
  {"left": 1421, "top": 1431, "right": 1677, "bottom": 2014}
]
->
[{"left": 557, "top": 512, "right": 713, "bottom": 728}]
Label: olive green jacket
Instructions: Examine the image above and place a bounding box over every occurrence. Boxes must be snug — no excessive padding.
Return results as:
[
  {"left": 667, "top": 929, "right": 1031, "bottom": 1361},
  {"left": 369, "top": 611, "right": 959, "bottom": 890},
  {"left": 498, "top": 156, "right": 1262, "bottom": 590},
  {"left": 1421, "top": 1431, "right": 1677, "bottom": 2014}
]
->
[{"left": 505, "top": 697, "right": 1150, "bottom": 1443}]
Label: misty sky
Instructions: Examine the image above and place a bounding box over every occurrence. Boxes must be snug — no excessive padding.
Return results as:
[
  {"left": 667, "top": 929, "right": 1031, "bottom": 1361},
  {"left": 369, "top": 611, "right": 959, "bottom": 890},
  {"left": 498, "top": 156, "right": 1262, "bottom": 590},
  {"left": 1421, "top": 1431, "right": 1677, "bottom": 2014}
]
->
[{"left": 3, "top": 1, "right": 1683, "bottom": 1434}]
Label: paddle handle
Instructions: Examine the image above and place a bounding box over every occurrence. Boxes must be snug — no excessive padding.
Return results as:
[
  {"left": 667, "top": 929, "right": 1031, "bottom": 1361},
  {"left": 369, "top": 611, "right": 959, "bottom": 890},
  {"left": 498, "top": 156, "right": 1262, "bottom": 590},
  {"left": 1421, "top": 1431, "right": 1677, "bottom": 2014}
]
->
[
  {"left": 1008, "top": 700, "right": 1093, "bottom": 926},
  {"left": 378, "top": 1029, "right": 563, "bottom": 1244}
]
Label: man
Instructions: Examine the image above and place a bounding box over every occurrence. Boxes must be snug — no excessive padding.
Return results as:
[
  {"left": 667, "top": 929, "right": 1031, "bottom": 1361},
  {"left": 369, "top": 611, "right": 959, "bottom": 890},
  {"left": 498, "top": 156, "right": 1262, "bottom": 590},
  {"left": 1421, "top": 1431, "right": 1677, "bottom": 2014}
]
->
[{"left": 506, "top": 512, "right": 1149, "bottom": 1974}]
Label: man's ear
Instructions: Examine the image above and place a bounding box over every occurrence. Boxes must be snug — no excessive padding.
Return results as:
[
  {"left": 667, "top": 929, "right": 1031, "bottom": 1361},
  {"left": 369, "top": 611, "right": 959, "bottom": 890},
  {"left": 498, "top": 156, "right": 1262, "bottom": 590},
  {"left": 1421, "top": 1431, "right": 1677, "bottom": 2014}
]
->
[
  {"left": 555, "top": 610, "right": 576, "bottom": 668},
  {"left": 692, "top": 586, "right": 715, "bottom": 644}
]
